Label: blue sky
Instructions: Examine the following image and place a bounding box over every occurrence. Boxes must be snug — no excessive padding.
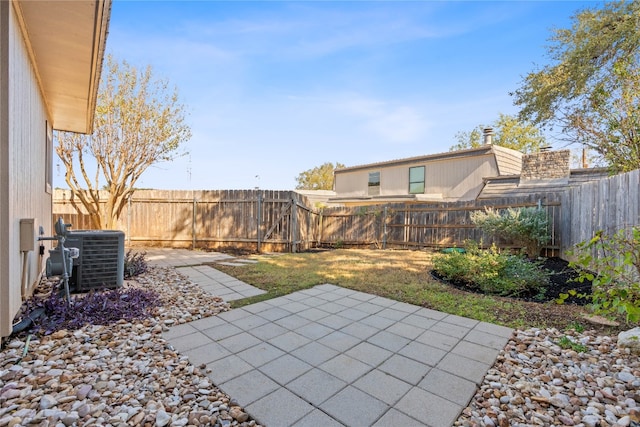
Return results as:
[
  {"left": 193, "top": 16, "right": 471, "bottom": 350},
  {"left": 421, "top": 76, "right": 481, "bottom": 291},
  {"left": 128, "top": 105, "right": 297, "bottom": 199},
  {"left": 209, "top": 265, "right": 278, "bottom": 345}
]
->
[{"left": 63, "top": 0, "right": 603, "bottom": 191}]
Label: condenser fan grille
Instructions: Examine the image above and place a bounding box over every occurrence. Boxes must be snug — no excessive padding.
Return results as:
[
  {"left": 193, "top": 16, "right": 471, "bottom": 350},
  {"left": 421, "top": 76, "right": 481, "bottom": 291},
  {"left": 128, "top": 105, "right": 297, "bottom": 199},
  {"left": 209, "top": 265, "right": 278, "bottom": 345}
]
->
[{"left": 65, "top": 230, "right": 125, "bottom": 292}]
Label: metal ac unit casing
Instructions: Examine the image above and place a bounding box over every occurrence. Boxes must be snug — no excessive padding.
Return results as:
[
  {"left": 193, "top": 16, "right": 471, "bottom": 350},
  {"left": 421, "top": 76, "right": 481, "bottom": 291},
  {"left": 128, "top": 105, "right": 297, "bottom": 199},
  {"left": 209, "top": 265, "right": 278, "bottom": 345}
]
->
[{"left": 64, "top": 230, "right": 125, "bottom": 292}]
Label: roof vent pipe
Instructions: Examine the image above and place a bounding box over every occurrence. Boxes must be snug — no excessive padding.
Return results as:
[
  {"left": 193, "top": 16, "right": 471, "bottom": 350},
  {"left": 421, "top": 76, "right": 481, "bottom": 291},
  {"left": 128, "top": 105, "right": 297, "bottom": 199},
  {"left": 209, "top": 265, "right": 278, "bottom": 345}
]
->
[{"left": 483, "top": 127, "right": 494, "bottom": 145}]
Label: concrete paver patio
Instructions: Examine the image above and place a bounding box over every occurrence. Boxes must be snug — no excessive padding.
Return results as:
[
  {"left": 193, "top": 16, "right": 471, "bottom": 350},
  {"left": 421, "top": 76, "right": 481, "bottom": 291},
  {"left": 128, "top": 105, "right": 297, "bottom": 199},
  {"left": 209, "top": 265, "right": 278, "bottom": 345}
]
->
[
  {"left": 165, "top": 285, "right": 511, "bottom": 424},
  {"left": 144, "top": 248, "right": 513, "bottom": 426}
]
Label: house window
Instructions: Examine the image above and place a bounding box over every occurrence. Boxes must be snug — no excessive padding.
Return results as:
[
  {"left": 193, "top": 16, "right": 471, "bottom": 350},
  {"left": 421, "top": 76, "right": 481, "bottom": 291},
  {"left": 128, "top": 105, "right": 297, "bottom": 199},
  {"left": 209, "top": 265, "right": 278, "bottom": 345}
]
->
[
  {"left": 409, "top": 166, "right": 425, "bottom": 194},
  {"left": 368, "top": 171, "right": 380, "bottom": 196},
  {"left": 45, "top": 121, "right": 52, "bottom": 194}
]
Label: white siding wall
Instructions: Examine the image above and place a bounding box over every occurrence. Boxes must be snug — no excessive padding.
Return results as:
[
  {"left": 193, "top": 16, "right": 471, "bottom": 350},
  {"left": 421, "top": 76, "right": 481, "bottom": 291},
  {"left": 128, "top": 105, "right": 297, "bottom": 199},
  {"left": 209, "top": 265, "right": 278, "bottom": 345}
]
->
[
  {"left": 334, "top": 154, "right": 499, "bottom": 201},
  {"left": 426, "top": 154, "right": 497, "bottom": 200},
  {"left": 0, "top": 3, "right": 52, "bottom": 338},
  {"left": 0, "top": 0, "right": 10, "bottom": 338},
  {"left": 334, "top": 169, "right": 368, "bottom": 196}
]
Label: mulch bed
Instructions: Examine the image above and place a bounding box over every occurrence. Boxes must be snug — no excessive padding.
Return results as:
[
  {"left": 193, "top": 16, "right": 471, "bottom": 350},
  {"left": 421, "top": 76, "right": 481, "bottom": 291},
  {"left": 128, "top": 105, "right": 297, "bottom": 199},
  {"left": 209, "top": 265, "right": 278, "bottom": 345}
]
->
[{"left": 431, "top": 257, "right": 593, "bottom": 305}]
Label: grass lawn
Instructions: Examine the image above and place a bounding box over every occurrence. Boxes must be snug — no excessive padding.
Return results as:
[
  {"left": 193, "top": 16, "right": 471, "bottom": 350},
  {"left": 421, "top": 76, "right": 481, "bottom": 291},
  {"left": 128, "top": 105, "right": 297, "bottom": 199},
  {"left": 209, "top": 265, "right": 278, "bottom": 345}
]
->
[{"left": 212, "top": 249, "right": 617, "bottom": 333}]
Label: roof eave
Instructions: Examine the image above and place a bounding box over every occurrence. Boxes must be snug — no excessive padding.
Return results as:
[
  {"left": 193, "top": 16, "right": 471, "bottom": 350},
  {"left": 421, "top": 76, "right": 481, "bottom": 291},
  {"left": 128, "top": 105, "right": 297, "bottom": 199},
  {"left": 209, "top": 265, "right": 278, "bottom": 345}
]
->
[{"left": 13, "top": 0, "right": 112, "bottom": 134}]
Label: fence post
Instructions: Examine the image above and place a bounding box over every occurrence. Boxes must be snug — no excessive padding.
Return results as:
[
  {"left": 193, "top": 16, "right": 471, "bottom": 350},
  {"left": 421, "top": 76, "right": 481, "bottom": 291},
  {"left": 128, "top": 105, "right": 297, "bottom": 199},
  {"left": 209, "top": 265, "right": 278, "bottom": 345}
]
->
[
  {"left": 127, "top": 195, "right": 131, "bottom": 246},
  {"left": 291, "top": 198, "right": 298, "bottom": 253},
  {"left": 404, "top": 205, "right": 410, "bottom": 248},
  {"left": 306, "top": 209, "right": 311, "bottom": 251},
  {"left": 192, "top": 198, "right": 197, "bottom": 250},
  {"left": 257, "top": 192, "right": 262, "bottom": 253},
  {"left": 319, "top": 209, "right": 324, "bottom": 247},
  {"left": 382, "top": 205, "right": 388, "bottom": 249}
]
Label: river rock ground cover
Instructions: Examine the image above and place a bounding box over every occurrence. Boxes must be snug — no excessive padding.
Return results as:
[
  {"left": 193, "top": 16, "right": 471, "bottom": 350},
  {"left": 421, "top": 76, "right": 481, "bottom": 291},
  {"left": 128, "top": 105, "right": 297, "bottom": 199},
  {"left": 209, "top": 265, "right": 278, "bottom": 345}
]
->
[
  {"left": 0, "top": 266, "right": 263, "bottom": 427},
  {"left": 1, "top": 260, "right": 639, "bottom": 427}
]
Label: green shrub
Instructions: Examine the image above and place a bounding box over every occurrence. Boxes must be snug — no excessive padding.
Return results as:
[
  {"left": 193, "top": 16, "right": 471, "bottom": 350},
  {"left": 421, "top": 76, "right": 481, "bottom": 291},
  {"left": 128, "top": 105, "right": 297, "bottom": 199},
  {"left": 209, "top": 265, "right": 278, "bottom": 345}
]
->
[
  {"left": 433, "top": 244, "right": 550, "bottom": 297},
  {"left": 569, "top": 227, "right": 640, "bottom": 323},
  {"left": 124, "top": 250, "right": 148, "bottom": 278},
  {"left": 471, "top": 207, "right": 551, "bottom": 258}
]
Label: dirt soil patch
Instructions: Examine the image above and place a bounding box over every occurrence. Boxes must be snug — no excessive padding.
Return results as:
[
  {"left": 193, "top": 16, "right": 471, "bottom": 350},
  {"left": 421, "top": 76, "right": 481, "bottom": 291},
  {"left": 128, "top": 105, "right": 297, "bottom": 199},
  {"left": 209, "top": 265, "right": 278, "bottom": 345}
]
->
[{"left": 538, "top": 257, "right": 592, "bottom": 304}]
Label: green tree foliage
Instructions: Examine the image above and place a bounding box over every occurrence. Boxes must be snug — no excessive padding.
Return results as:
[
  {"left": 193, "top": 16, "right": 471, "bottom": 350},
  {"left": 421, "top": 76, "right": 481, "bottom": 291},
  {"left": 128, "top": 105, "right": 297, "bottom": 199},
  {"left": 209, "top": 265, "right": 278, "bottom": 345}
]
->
[
  {"left": 56, "top": 55, "right": 191, "bottom": 229},
  {"left": 295, "top": 162, "right": 345, "bottom": 190},
  {"left": 450, "top": 113, "right": 547, "bottom": 153},
  {"left": 569, "top": 227, "right": 640, "bottom": 323},
  {"left": 512, "top": 1, "right": 640, "bottom": 173}
]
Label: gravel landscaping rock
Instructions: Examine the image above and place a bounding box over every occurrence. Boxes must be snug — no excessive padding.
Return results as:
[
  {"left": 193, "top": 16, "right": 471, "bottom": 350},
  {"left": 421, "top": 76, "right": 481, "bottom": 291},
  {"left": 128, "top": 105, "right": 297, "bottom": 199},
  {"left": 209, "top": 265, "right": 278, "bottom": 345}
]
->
[
  {"left": 455, "top": 327, "right": 640, "bottom": 427},
  {"left": 1, "top": 266, "right": 262, "bottom": 427}
]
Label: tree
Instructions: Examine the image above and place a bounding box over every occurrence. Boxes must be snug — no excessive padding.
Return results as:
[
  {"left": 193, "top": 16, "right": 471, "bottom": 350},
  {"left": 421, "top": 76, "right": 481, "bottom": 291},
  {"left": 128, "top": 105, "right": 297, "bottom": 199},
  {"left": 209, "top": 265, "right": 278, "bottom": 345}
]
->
[
  {"left": 56, "top": 55, "right": 191, "bottom": 229},
  {"left": 450, "top": 113, "right": 547, "bottom": 153},
  {"left": 512, "top": 1, "right": 640, "bottom": 173},
  {"left": 295, "top": 162, "right": 345, "bottom": 190}
]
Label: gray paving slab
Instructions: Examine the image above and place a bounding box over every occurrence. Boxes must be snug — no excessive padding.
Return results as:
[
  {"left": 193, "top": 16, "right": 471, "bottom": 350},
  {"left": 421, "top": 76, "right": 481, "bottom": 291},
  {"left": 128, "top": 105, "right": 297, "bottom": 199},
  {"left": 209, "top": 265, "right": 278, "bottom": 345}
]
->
[
  {"left": 259, "top": 354, "right": 313, "bottom": 385},
  {"left": 182, "top": 341, "right": 231, "bottom": 366},
  {"left": 246, "top": 388, "right": 314, "bottom": 426},
  {"left": 373, "top": 408, "right": 423, "bottom": 427},
  {"left": 292, "top": 409, "right": 345, "bottom": 427},
  {"left": 378, "top": 354, "right": 431, "bottom": 385},
  {"left": 143, "top": 248, "right": 235, "bottom": 267},
  {"left": 319, "top": 354, "right": 373, "bottom": 383},
  {"left": 395, "top": 387, "right": 462, "bottom": 427},
  {"left": 290, "top": 341, "right": 339, "bottom": 366},
  {"left": 321, "top": 386, "right": 388, "bottom": 427},
  {"left": 207, "top": 354, "right": 253, "bottom": 384},
  {"left": 237, "top": 342, "right": 286, "bottom": 368},
  {"left": 287, "top": 368, "right": 347, "bottom": 405},
  {"left": 219, "top": 370, "right": 280, "bottom": 407},
  {"left": 159, "top": 257, "right": 514, "bottom": 427},
  {"left": 366, "top": 330, "right": 411, "bottom": 352},
  {"left": 418, "top": 368, "right": 478, "bottom": 406},
  {"left": 352, "top": 369, "right": 413, "bottom": 406},
  {"left": 143, "top": 248, "right": 267, "bottom": 302}
]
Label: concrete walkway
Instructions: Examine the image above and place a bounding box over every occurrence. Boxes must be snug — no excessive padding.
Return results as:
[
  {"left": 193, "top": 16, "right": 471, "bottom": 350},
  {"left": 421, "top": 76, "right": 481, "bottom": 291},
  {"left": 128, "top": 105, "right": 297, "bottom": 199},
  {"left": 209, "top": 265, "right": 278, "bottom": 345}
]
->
[
  {"left": 144, "top": 248, "right": 267, "bottom": 301},
  {"left": 144, "top": 249, "right": 513, "bottom": 426},
  {"left": 143, "top": 248, "right": 236, "bottom": 268}
]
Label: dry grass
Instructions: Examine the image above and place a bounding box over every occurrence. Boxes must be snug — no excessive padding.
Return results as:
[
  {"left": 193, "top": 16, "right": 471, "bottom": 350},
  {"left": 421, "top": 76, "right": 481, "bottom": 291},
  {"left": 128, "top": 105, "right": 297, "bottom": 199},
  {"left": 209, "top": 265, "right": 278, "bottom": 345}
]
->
[{"left": 212, "top": 248, "right": 618, "bottom": 333}]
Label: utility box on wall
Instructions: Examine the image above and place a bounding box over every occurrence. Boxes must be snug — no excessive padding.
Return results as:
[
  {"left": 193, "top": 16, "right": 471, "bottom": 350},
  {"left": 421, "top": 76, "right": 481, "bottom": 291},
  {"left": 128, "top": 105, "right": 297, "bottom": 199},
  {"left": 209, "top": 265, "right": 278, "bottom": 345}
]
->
[
  {"left": 64, "top": 230, "right": 125, "bottom": 292},
  {"left": 19, "top": 218, "right": 36, "bottom": 252}
]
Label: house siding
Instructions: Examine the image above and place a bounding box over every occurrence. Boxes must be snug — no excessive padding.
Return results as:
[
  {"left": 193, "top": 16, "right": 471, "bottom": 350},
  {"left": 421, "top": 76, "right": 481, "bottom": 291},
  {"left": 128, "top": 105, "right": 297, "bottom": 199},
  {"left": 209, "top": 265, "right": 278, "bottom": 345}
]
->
[
  {"left": 0, "top": 0, "right": 10, "bottom": 339},
  {"left": 0, "top": 3, "right": 52, "bottom": 337},
  {"left": 334, "top": 153, "right": 500, "bottom": 202},
  {"left": 426, "top": 154, "right": 498, "bottom": 200}
]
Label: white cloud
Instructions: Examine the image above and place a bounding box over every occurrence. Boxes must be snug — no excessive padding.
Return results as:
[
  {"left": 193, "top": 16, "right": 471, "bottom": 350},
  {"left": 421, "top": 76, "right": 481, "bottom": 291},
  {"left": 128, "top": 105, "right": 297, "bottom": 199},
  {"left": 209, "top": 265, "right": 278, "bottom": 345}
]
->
[{"left": 331, "top": 94, "right": 431, "bottom": 144}]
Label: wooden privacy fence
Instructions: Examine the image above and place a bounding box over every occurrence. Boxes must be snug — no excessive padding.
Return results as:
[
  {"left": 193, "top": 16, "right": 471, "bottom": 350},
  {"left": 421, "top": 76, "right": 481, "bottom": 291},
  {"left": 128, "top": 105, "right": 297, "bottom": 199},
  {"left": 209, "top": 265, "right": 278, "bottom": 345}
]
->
[
  {"left": 563, "top": 168, "right": 640, "bottom": 250},
  {"left": 315, "top": 194, "right": 563, "bottom": 254},
  {"left": 52, "top": 169, "right": 640, "bottom": 260},
  {"left": 53, "top": 190, "right": 318, "bottom": 253},
  {"left": 53, "top": 189, "right": 564, "bottom": 254}
]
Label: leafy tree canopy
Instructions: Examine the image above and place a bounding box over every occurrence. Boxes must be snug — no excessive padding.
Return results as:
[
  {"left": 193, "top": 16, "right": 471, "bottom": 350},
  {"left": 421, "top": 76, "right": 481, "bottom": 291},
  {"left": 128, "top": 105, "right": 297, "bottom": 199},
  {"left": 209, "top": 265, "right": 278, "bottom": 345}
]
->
[
  {"left": 295, "top": 162, "right": 345, "bottom": 190},
  {"left": 512, "top": 1, "right": 640, "bottom": 173},
  {"left": 451, "top": 113, "right": 547, "bottom": 153},
  {"left": 56, "top": 55, "right": 191, "bottom": 229}
]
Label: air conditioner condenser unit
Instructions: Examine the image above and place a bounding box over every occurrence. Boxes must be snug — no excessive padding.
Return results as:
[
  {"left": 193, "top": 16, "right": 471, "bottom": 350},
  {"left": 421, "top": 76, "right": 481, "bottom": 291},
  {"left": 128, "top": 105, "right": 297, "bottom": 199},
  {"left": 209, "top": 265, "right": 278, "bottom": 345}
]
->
[{"left": 64, "top": 230, "right": 125, "bottom": 292}]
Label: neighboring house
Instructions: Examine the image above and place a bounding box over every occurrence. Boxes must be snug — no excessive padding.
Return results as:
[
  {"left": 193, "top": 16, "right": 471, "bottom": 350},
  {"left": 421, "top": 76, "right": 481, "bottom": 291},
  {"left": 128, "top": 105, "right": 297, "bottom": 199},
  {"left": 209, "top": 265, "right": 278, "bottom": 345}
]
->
[
  {"left": 330, "top": 143, "right": 523, "bottom": 205},
  {"left": 1, "top": 1, "right": 111, "bottom": 339}
]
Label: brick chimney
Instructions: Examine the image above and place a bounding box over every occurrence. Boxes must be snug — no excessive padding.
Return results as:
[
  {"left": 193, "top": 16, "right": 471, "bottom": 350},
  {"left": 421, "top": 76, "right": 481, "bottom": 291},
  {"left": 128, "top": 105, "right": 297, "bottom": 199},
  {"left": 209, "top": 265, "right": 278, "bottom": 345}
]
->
[{"left": 520, "top": 149, "right": 570, "bottom": 184}]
